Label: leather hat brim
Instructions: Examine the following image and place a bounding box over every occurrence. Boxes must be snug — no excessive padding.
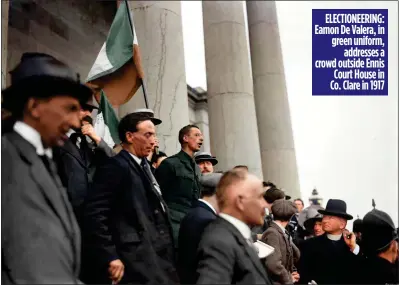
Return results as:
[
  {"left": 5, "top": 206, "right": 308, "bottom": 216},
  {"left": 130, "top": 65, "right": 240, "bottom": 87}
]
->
[
  {"left": 318, "top": 209, "right": 353, "bottom": 220},
  {"left": 195, "top": 157, "right": 218, "bottom": 166},
  {"left": 2, "top": 76, "right": 92, "bottom": 112},
  {"left": 150, "top": 118, "right": 162, "bottom": 126}
]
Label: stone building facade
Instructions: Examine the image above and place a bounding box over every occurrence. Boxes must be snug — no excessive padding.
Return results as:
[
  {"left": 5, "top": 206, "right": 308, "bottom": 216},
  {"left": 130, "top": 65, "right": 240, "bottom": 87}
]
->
[{"left": 2, "top": 0, "right": 300, "bottom": 198}]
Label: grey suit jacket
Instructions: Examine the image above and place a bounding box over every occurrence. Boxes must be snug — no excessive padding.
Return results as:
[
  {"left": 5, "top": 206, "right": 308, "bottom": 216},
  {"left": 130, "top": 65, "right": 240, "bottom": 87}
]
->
[
  {"left": 261, "top": 222, "right": 300, "bottom": 285},
  {"left": 196, "top": 217, "right": 272, "bottom": 285},
  {"left": 1, "top": 132, "right": 81, "bottom": 284}
]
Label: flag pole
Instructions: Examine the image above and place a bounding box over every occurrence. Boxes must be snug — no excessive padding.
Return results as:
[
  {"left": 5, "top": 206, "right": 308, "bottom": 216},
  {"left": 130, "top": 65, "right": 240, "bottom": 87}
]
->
[{"left": 124, "top": 0, "right": 149, "bottom": 109}]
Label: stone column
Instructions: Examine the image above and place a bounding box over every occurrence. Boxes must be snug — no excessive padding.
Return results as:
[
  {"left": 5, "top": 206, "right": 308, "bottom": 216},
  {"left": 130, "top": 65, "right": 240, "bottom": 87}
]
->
[
  {"left": 2, "top": 1, "right": 9, "bottom": 87},
  {"left": 119, "top": 1, "right": 189, "bottom": 155},
  {"left": 247, "top": 1, "right": 301, "bottom": 198},
  {"left": 202, "top": 1, "right": 263, "bottom": 178}
]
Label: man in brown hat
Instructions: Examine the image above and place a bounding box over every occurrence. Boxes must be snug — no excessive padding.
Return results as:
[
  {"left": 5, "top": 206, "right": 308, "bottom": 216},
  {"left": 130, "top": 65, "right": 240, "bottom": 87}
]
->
[
  {"left": 1, "top": 52, "right": 92, "bottom": 284},
  {"left": 298, "top": 199, "right": 362, "bottom": 284},
  {"left": 83, "top": 111, "right": 178, "bottom": 284},
  {"left": 261, "top": 199, "right": 300, "bottom": 284}
]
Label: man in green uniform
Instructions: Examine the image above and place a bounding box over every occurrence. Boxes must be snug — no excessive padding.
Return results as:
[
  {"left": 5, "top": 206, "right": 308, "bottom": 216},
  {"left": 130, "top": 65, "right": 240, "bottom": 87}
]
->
[{"left": 155, "top": 125, "right": 203, "bottom": 249}]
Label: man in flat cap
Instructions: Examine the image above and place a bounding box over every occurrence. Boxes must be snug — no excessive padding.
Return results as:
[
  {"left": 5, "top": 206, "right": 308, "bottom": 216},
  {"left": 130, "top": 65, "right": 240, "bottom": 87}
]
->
[
  {"left": 83, "top": 110, "right": 178, "bottom": 284},
  {"left": 298, "top": 199, "right": 362, "bottom": 284},
  {"left": 53, "top": 100, "right": 115, "bottom": 229},
  {"left": 196, "top": 169, "right": 272, "bottom": 284},
  {"left": 1, "top": 52, "right": 92, "bottom": 284},
  {"left": 360, "top": 209, "right": 398, "bottom": 284},
  {"left": 155, "top": 124, "right": 203, "bottom": 250},
  {"left": 178, "top": 172, "right": 222, "bottom": 283},
  {"left": 261, "top": 199, "right": 300, "bottom": 284},
  {"left": 194, "top": 151, "right": 218, "bottom": 174}
]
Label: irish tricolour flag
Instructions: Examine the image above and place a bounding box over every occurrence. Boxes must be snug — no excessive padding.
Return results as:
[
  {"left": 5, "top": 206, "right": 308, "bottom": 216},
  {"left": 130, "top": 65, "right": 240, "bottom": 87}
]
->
[{"left": 86, "top": 0, "right": 144, "bottom": 148}]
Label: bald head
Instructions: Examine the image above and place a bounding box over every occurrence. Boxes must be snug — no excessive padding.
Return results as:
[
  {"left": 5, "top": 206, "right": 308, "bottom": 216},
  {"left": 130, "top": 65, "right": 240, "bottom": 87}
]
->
[{"left": 216, "top": 169, "right": 267, "bottom": 226}]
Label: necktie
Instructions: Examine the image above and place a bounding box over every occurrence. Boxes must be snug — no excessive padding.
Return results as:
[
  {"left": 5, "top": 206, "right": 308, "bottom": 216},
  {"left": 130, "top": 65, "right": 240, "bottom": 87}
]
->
[
  {"left": 40, "top": 155, "right": 52, "bottom": 176},
  {"left": 70, "top": 133, "right": 89, "bottom": 161},
  {"left": 140, "top": 159, "right": 165, "bottom": 211}
]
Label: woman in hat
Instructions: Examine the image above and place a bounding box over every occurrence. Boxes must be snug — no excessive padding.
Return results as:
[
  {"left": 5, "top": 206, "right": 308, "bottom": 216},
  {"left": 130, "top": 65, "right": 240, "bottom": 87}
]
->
[{"left": 261, "top": 199, "right": 300, "bottom": 285}]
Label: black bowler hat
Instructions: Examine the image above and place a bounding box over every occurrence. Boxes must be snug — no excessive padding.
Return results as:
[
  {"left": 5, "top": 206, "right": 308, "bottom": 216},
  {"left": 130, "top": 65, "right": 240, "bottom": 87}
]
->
[
  {"left": 2, "top": 52, "right": 92, "bottom": 113},
  {"left": 131, "top": 108, "right": 162, "bottom": 125},
  {"left": 318, "top": 199, "right": 353, "bottom": 220},
  {"left": 362, "top": 209, "right": 398, "bottom": 254},
  {"left": 194, "top": 152, "right": 218, "bottom": 166}
]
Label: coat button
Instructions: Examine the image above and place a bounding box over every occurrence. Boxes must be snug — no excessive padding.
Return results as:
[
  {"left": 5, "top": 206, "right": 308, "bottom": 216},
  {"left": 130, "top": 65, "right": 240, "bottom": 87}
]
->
[{"left": 154, "top": 209, "right": 159, "bottom": 214}]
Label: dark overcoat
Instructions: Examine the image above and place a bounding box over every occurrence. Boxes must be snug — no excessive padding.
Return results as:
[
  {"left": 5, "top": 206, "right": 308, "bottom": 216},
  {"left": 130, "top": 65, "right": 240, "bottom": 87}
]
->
[{"left": 83, "top": 149, "right": 178, "bottom": 284}]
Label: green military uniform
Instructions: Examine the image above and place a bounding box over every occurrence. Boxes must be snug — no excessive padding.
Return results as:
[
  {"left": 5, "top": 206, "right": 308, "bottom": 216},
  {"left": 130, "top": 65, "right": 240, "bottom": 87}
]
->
[{"left": 155, "top": 150, "right": 202, "bottom": 248}]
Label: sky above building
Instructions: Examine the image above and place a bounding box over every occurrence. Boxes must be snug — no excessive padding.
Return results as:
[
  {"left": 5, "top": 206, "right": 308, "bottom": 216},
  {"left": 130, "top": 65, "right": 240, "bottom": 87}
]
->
[{"left": 181, "top": 1, "right": 398, "bottom": 228}]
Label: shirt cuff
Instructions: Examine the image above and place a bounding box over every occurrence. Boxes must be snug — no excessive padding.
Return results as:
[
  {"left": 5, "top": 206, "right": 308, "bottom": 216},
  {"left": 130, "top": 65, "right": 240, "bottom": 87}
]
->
[{"left": 352, "top": 244, "right": 360, "bottom": 255}]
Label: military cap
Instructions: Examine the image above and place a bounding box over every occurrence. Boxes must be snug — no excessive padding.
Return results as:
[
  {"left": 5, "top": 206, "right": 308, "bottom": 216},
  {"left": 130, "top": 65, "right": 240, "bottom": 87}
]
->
[
  {"left": 130, "top": 108, "right": 162, "bottom": 125},
  {"left": 194, "top": 152, "right": 218, "bottom": 166},
  {"left": 362, "top": 209, "right": 398, "bottom": 254}
]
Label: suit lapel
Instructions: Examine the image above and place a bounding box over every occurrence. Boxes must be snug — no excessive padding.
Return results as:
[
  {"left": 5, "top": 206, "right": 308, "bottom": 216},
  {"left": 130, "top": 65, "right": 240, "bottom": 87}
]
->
[
  {"left": 8, "top": 132, "right": 75, "bottom": 237},
  {"left": 219, "top": 218, "right": 269, "bottom": 280},
  {"left": 120, "top": 150, "right": 169, "bottom": 213},
  {"left": 62, "top": 139, "right": 87, "bottom": 168}
]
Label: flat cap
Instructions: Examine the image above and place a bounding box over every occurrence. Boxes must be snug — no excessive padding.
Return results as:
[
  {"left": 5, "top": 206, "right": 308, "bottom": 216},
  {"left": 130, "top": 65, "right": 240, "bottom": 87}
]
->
[
  {"left": 199, "top": 173, "right": 222, "bottom": 197},
  {"left": 200, "top": 172, "right": 223, "bottom": 189},
  {"left": 272, "top": 199, "right": 297, "bottom": 221}
]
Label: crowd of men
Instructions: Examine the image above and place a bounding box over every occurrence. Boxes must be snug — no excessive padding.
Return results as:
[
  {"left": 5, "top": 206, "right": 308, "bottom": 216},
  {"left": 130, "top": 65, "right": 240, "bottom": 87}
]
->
[{"left": 1, "top": 52, "right": 398, "bottom": 285}]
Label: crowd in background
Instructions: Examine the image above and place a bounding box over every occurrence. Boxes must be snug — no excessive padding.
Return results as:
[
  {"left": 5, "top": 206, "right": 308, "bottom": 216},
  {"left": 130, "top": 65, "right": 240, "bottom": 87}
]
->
[{"left": 2, "top": 53, "right": 398, "bottom": 285}]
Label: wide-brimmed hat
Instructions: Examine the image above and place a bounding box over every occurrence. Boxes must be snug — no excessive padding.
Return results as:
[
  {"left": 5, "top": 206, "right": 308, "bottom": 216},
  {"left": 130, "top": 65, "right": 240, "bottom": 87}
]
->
[
  {"left": 194, "top": 151, "right": 218, "bottom": 165},
  {"left": 362, "top": 209, "right": 398, "bottom": 254},
  {"left": 131, "top": 108, "right": 162, "bottom": 125},
  {"left": 318, "top": 199, "right": 353, "bottom": 220},
  {"left": 2, "top": 53, "right": 92, "bottom": 113},
  {"left": 298, "top": 205, "right": 324, "bottom": 228},
  {"left": 304, "top": 212, "right": 323, "bottom": 233}
]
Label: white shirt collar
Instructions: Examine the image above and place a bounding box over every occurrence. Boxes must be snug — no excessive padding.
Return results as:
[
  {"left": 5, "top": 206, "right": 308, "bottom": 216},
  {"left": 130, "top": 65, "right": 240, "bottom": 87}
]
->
[
  {"left": 273, "top": 221, "right": 287, "bottom": 233},
  {"left": 66, "top": 129, "right": 75, "bottom": 137},
  {"left": 13, "top": 121, "right": 53, "bottom": 159},
  {"left": 129, "top": 152, "right": 142, "bottom": 165},
  {"left": 198, "top": 199, "right": 217, "bottom": 214},
  {"left": 327, "top": 233, "right": 342, "bottom": 241},
  {"left": 219, "top": 213, "right": 252, "bottom": 240}
]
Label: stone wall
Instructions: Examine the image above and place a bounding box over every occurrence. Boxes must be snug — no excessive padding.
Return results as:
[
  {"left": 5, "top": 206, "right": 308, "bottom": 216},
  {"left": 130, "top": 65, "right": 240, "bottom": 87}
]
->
[{"left": 5, "top": 0, "right": 115, "bottom": 86}]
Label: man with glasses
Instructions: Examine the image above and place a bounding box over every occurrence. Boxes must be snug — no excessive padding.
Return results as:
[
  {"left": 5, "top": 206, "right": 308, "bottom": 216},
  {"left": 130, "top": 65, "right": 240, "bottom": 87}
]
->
[
  {"left": 155, "top": 124, "right": 203, "bottom": 250},
  {"left": 83, "top": 110, "right": 178, "bottom": 284}
]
